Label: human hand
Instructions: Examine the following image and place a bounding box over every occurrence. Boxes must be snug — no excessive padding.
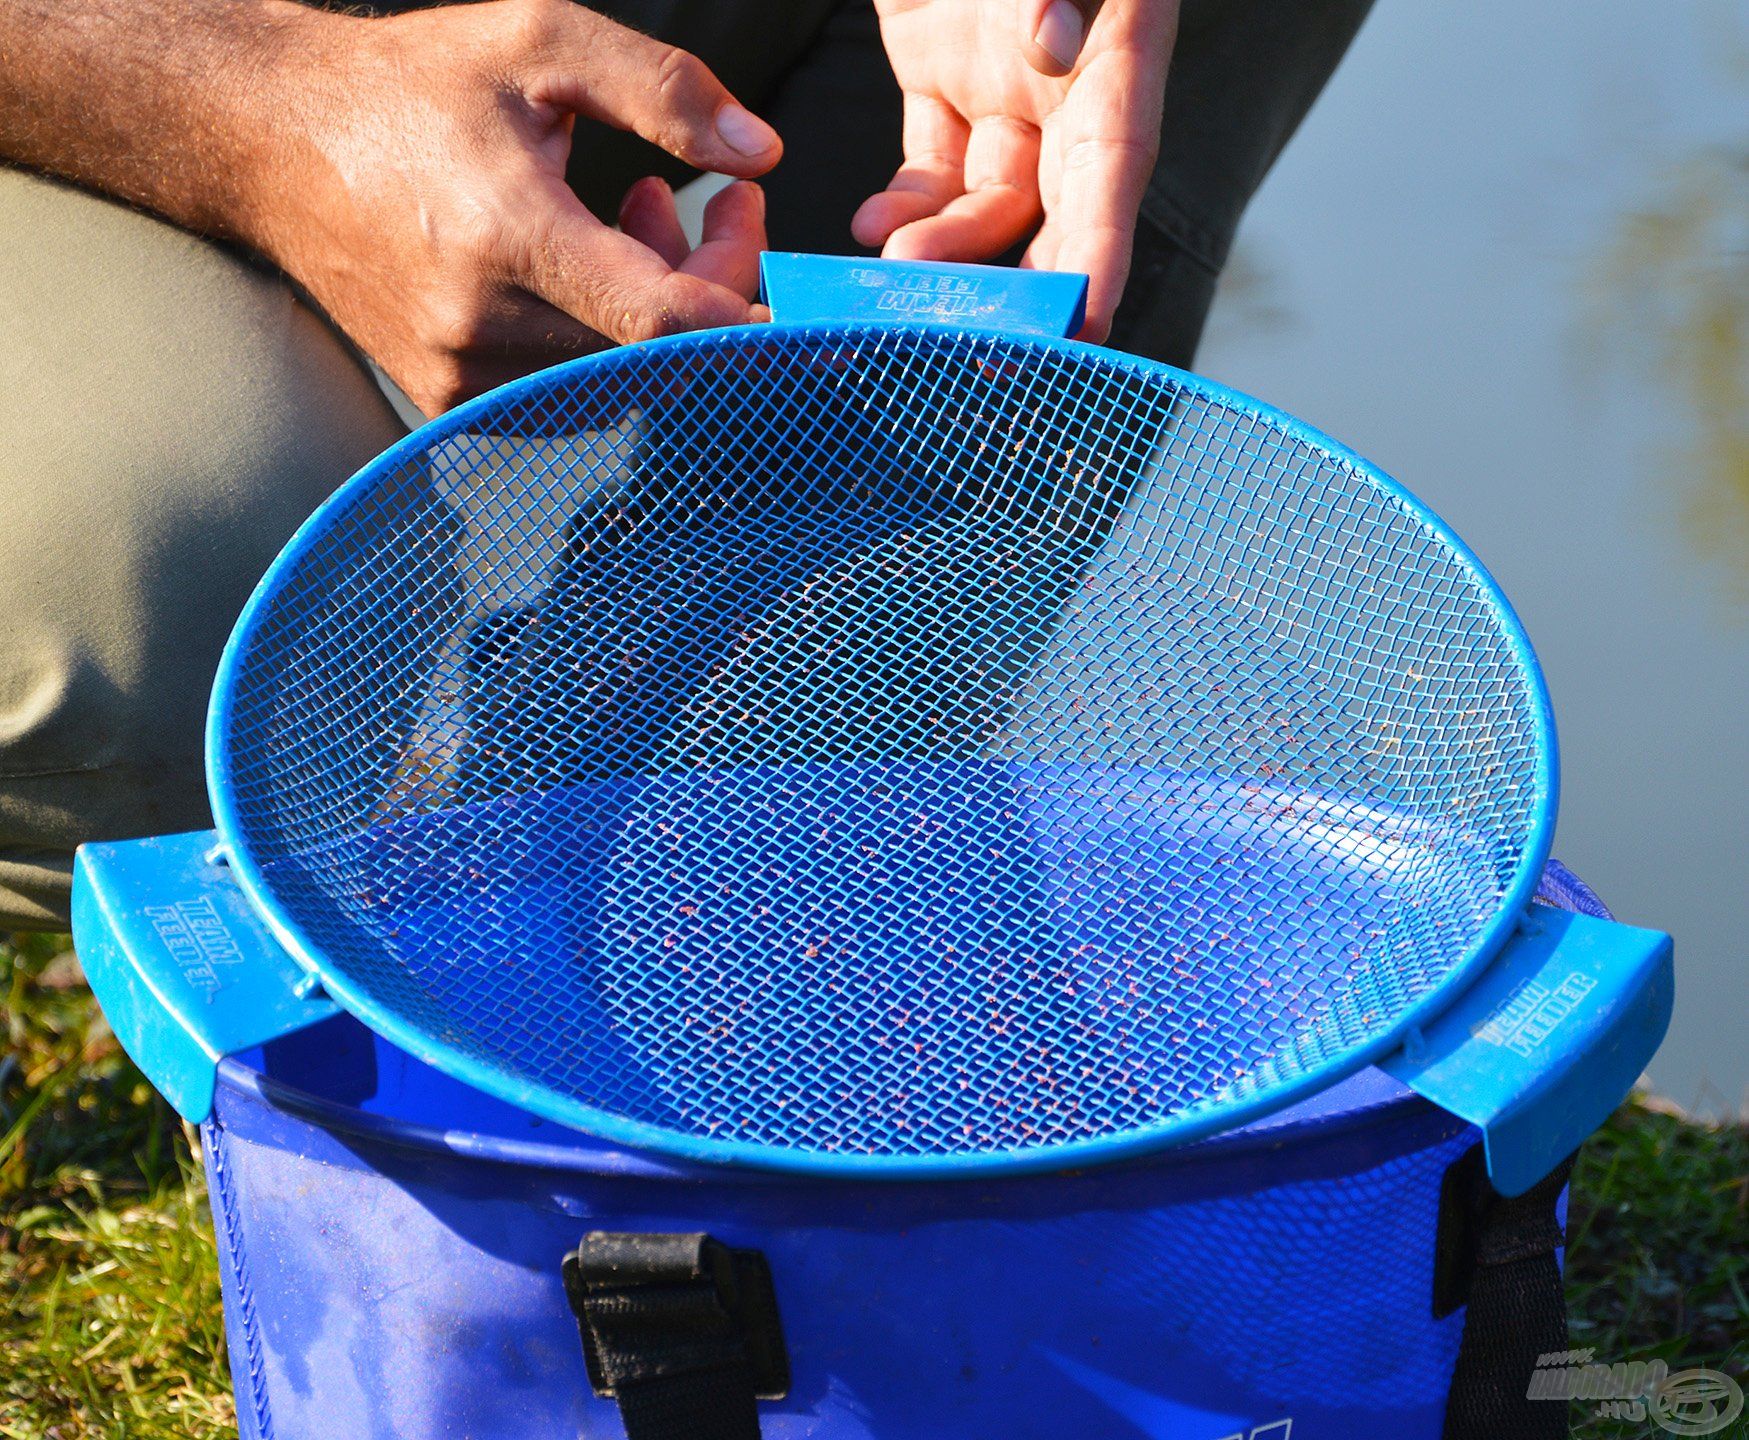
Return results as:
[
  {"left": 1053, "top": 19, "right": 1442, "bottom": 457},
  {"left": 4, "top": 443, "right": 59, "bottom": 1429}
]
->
[
  {"left": 854, "top": 0, "right": 1179, "bottom": 341},
  {"left": 247, "top": 0, "right": 782, "bottom": 415}
]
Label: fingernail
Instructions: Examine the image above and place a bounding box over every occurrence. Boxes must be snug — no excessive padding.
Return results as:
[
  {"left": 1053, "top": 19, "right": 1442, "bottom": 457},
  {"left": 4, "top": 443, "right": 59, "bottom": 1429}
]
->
[
  {"left": 1034, "top": 0, "right": 1084, "bottom": 69},
  {"left": 716, "top": 104, "right": 777, "bottom": 157}
]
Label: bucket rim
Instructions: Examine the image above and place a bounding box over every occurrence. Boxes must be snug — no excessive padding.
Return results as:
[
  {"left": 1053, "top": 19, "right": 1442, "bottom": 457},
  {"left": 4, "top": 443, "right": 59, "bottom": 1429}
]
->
[{"left": 211, "top": 1032, "right": 1445, "bottom": 1186}]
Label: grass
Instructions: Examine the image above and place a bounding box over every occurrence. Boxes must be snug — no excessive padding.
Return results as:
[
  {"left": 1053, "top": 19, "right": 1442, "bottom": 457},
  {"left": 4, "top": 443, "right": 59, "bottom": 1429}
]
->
[
  {"left": 1567, "top": 1101, "right": 1749, "bottom": 1437},
  {"left": 2, "top": 931, "right": 1744, "bottom": 1439},
  {"left": 1, "top": 933, "right": 231, "bottom": 1440}
]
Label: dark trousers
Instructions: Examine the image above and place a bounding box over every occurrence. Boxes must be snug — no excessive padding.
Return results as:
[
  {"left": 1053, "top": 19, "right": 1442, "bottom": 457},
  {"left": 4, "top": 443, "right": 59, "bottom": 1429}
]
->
[{"left": 570, "top": 0, "right": 1374, "bottom": 366}]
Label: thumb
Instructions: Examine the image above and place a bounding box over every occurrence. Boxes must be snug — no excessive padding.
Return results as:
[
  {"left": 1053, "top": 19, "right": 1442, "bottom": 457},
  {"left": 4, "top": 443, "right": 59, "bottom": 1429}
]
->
[
  {"left": 1021, "top": 0, "right": 1104, "bottom": 76},
  {"left": 518, "top": 2, "right": 782, "bottom": 176}
]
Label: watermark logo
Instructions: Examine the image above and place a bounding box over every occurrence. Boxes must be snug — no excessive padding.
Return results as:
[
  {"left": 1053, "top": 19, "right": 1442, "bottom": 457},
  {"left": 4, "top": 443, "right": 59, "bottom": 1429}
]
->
[
  {"left": 1529, "top": 1349, "right": 1744, "bottom": 1434},
  {"left": 1213, "top": 1422, "right": 1291, "bottom": 1440},
  {"left": 1653, "top": 1370, "right": 1747, "bottom": 1437}
]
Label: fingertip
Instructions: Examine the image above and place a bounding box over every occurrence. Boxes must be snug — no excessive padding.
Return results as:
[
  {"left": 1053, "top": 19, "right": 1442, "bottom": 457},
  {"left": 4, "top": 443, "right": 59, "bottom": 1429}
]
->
[
  {"left": 1022, "top": 41, "right": 1074, "bottom": 79},
  {"left": 1071, "top": 276, "right": 1118, "bottom": 344},
  {"left": 858, "top": 187, "right": 960, "bottom": 251},
  {"left": 691, "top": 180, "right": 768, "bottom": 299},
  {"left": 853, "top": 193, "right": 909, "bottom": 249},
  {"left": 619, "top": 177, "right": 689, "bottom": 270},
  {"left": 878, "top": 205, "right": 953, "bottom": 262},
  {"left": 713, "top": 104, "right": 783, "bottom": 174},
  {"left": 732, "top": 176, "right": 767, "bottom": 210},
  {"left": 880, "top": 224, "right": 933, "bottom": 262},
  {"left": 1048, "top": 227, "right": 1127, "bottom": 345},
  {"left": 617, "top": 175, "right": 668, "bottom": 224},
  {"left": 1024, "top": 232, "right": 1058, "bottom": 274},
  {"left": 1026, "top": 0, "right": 1086, "bottom": 76},
  {"left": 702, "top": 176, "right": 766, "bottom": 229},
  {"left": 1073, "top": 310, "right": 1114, "bottom": 345},
  {"left": 850, "top": 201, "right": 887, "bottom": 249},
  {"left": 663, "top": 269, "right": 758, "bottom": 328},
  {"left": 1081, "top": 280, "right": 1124, "bottom": 346}
]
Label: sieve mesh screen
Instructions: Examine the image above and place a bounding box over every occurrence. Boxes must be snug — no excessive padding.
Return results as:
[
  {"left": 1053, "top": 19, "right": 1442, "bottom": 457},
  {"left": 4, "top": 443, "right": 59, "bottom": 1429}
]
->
[{"left": 212, "top": 326, "right": 1546, "bottom": 1167}]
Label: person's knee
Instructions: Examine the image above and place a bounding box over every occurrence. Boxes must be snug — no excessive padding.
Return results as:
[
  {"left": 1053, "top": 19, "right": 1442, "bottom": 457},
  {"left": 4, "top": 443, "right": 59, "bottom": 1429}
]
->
[{"left": 0, "top": 169, "right": 405, "bottom": 926}]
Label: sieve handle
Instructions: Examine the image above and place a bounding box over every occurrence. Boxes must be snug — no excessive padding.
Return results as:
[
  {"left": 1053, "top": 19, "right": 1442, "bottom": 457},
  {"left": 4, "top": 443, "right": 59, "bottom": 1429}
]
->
[
  {"left": 1382, "top": 908, "right": 1673, "bottom": 1197},
  {"left": 71, "top": 830, "right": 339, "bottom": 1123},
  {"left": 759, "top": 253, "right": 1089, "bottom": 338}
]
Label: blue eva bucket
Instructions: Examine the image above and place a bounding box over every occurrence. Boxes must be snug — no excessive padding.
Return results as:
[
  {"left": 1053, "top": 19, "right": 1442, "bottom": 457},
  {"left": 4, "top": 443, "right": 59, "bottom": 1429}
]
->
[
  {"left": 72, "top": 256, "right": 1671, "bottom": 1439},
  {"left": 205, "top": 985, "right": 1458, "bottom": 1439},
  {"left": 210, "top": 1028, "right": 1470, "bottom": 1440},
  {"left": 195, "top": 861, "right": 1595, "bottom": 1440}
]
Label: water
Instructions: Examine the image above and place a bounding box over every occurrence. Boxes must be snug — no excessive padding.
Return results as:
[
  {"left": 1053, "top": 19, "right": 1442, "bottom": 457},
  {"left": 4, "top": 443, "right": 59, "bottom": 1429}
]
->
[{"left": 1196, "top": 0, "right": 1748, "bottom": 1112}]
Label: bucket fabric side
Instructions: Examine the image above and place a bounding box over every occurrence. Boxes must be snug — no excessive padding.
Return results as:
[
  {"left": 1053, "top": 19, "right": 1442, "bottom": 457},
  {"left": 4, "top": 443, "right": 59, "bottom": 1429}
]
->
[
  {"left": 203, "top": 1049, "right": 1473, "bottom": 1439},
  {"left": 195, "top": 863, "right": 1609, "bottom": 1438}
]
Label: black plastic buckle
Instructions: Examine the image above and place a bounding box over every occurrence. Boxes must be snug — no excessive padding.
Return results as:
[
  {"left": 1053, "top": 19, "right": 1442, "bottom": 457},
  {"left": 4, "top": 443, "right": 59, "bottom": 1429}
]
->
[{"left": 563, "top": 1231, "right": 790, "bottom": 1402}]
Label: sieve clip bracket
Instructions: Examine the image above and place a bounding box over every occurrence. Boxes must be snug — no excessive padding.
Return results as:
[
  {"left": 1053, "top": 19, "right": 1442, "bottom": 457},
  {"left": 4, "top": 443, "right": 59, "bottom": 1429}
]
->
[
  {"left": 1382, "top": 907, "right": 1673, "bottom": 1197},
  {"left": 70, "top": 829, "right": 341, "bottom": 1124},
  {"left": 760, "top": 252, "right": 1089, "bottom": 338}
]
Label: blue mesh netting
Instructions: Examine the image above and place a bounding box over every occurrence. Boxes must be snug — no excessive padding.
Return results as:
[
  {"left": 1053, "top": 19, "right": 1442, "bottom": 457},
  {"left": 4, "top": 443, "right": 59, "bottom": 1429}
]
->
[{"left": 212, "top": 326, "right": 1549, "bottom": 1167}]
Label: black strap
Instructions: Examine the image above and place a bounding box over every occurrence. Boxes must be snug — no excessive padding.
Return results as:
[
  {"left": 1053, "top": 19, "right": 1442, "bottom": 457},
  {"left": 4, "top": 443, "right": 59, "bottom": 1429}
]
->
[
  {"left": 563, "top": 1232, "right": 788, "bottom": 1440},
  {"left": 1437, "top": 1145, "right": 1578, "bottom": 1440}
]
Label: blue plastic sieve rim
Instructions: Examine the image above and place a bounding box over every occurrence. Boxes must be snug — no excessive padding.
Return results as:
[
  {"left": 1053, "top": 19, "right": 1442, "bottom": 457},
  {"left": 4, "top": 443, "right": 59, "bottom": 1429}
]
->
[{"left": 204, "top": 319, "right": 1559, "bottom": 1178}]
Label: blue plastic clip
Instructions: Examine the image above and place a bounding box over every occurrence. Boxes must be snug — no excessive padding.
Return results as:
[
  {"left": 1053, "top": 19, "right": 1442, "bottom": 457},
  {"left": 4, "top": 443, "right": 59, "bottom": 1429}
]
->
[
  {"left": 72, "top": 831, "right": 339, "bottom": 1122},
  {"left": 760, "top": 253, "right": 1088, "bottom": 339},
  {"left": 1383, "top": 908, "right": 1673, "bottom": 1196}
]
